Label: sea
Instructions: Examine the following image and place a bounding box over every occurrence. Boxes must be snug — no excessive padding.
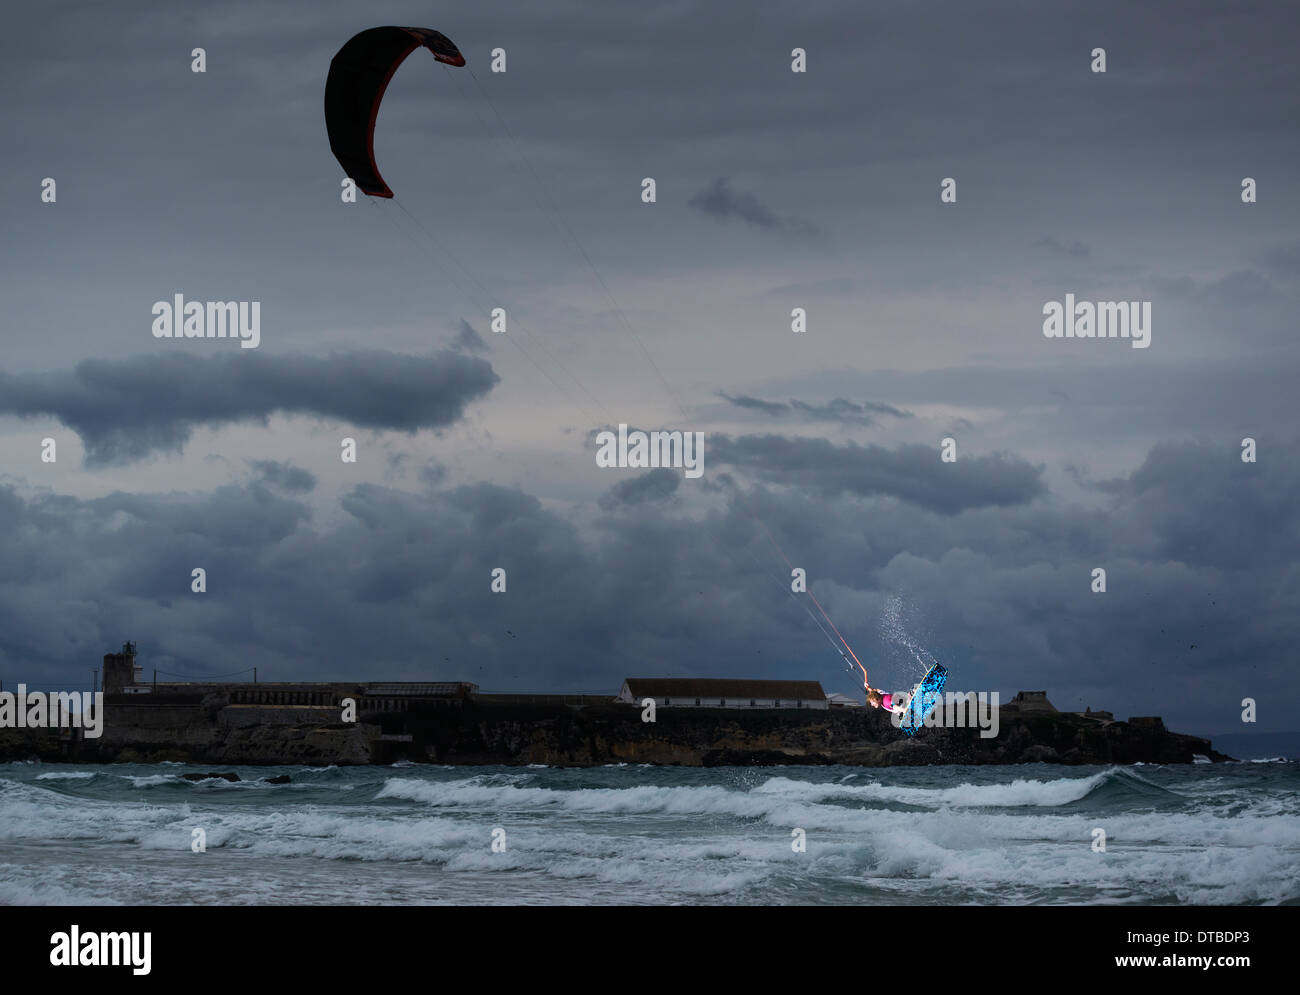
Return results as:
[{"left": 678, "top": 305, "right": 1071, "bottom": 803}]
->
[{"left": 2, "top": 761, "right": 1297, "bottom": 905}]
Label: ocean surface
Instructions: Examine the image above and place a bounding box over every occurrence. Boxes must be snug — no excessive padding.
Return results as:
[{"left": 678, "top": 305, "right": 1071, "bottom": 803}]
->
[{"left": 2, "top": 761, "right": 1297, "bottom": 905}]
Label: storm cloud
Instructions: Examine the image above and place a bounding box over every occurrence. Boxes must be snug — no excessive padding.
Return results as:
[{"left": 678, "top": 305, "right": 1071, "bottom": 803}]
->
[
  {"left": 717, "top": 392, "right": 793, "bottom": 416},
  {"left": 452, "top": 319, "right": 490, "bottom": 354},
  {"left": 688, "top": 177, "right": 818, "bottom": 237},
  {"left": 718, "top": 392, "right": 913, "bottom": 424},
  {"left": 0, "top": 350, "right": 499, "bottom": 464},
  {"left": 599, "top": 467, "right": 680, "bottom": 510},
  {"left": 710, "top": 435, "right": 1046, "bottom": 513},
  {"left": 250, "top": 460, "right": 317, "bottom": 494},
  {"left": 0, "top": 435, "right": 1294, "bottom": 735}
]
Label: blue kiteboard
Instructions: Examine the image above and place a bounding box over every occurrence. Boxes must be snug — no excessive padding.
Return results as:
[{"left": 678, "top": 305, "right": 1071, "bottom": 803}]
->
[{"left": 898, "top": 664, "right": 948, "bottom": 736}]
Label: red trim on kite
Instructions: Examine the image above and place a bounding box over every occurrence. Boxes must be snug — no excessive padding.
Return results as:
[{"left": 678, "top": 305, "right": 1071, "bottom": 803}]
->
[{"left": 363, "top": 39, "right": 420, "bottom": 199}]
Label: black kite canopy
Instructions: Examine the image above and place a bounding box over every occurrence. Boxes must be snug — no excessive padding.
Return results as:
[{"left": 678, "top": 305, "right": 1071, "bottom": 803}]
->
[{"left": 324, "top": 27, "right": 466, "bottom": 198}]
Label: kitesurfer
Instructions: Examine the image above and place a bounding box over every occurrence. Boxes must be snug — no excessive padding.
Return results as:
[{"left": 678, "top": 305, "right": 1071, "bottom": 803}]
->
[{"left": 865, "top": 686, "right": 908, "bottom": 714}]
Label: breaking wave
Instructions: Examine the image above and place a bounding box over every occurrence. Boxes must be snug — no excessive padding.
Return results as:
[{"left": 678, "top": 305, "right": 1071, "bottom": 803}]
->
[{"left": 1, "top": 762, "right": 1297, "bottom": 905}]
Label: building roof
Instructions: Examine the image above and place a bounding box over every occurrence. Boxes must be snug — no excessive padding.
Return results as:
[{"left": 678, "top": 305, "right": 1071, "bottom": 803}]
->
[
  {"left": 623, "top": 678, "right": 826, "bottom": 700},
  {"left": 363, "top": 682, "right": 478, "bottom": 697}
]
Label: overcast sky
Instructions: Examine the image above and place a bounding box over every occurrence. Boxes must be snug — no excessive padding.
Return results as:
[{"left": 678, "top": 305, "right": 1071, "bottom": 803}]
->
[{"left": 2, "top": 0, "right": 1297, "bottom": 738}]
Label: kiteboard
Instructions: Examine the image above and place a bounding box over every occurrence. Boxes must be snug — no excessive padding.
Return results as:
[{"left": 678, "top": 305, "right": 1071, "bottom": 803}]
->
[{"left": 897, "top": 663, "right": 948, "bottom": 736}]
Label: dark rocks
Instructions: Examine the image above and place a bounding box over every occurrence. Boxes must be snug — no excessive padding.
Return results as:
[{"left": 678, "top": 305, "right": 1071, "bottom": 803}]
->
[
  {"left": 6, "top": 690, "right": 1233, "bottom": 767},
  {"left": 263, "top": 774, "right": 292, "bottom": 784},
  {"left": 702, "top": 748, "right": 832, "bottom": 766},
  {"left": 180, "top": 771, "right": 240, "bottom": 782},
  {"left": 383, "top": 701, "right": 1236, "bottom": 767},
  {"left": 883, "top": 738, "right": 941, "bottom": 765},
  {"left": 1021, "top": 745, "right": 1060, "bottom": 763}
]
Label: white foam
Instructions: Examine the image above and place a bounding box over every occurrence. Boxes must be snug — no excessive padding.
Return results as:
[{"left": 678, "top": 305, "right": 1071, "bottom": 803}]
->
[
  {"left": 123, "top": 774, "right": 179, "bottom": 787},
  {"left": 751, "top": 772, "right": 1111, "bottom": 808},
  {"left": 4, "top": 766, "right": 1298, "bottom": 905}
]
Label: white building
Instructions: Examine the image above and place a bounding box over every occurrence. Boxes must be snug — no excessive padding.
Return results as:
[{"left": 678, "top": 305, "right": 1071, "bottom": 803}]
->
[
  {"left": 825, "top": 693, "right": 862, "bottom": 708},
  {"left": 617, "top": 678, "right": 829, "bottom": 710}
]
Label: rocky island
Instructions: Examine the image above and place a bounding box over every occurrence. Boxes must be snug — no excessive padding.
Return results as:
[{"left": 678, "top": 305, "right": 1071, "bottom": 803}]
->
[
  {"left": 0, "top": 684, "right": 1229, "bottom": 767},
  {"left": 0, "top": 648, "right": 1231, "bottom": 766}
]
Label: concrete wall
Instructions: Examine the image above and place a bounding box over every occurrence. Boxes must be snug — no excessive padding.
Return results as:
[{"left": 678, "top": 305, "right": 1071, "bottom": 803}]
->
[
  {"left": 620, "top": 693, "right": 829, "bottom": 710},
  {"left": 218, "top": 705, "right": 343, "bottom": 728}
]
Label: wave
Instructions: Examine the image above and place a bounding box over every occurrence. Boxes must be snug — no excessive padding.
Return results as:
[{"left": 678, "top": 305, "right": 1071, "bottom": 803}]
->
[
  {"left": 3, "top": 766, "right": 1298, "bottom": 905},
  {"left": 0, "top": 875, "right": 106, "bottom": 906},
  {"left": 377, "top": 767, "right": 1164, "bottom": 814},
  {"left": 756, "top": 772, "right": 1119, "bottom": 809}
]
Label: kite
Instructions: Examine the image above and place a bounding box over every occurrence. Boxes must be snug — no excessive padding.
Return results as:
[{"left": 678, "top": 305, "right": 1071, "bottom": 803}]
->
[{"left": 324, "top": 27, "right": 466, "bottom": 198}]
